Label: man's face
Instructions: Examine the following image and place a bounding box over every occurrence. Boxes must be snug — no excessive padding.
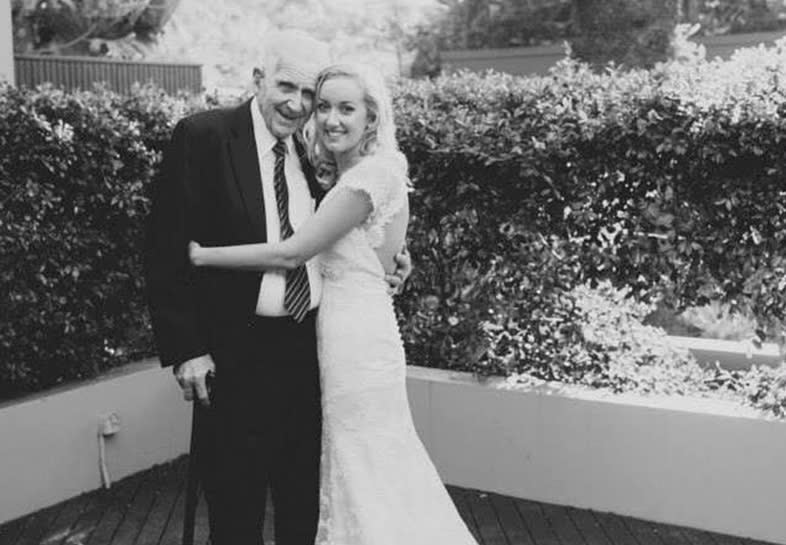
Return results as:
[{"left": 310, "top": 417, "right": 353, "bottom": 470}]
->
[{"left": 255, "top": 58, "right": 318, "bottom": 139}]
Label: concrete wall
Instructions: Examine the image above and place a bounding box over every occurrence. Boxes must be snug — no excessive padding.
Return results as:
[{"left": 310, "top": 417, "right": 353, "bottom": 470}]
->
[
  {"left": 0, "top": 0, "right": 13, "bottom": 84},
  {"left": 0, "top": 360, "right": 190, "bottom": 524},
  {"left": 407, "top": 366, "right": 786, "bottom": 545}
]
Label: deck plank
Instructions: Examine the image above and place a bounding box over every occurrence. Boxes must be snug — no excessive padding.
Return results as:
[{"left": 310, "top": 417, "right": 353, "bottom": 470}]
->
[
  {"left": 566, "top": 508, "right": 613, "bottom": 545},
  {"left": 622, "top": 516, "right": 666, "bottom": 545},
  {"left": 163, "top": 484, "right": 279, "bottom": 545},
  {"left": 489, "top": 493, "right": 535, "bottom": 545},
  {"left": 107, "top": 466, "right": 161, "bottom": 545},
  {"left": 679, "top": 528, "right": 726, "bottom": 545},
  {"left": 448, "top": 486, "right": 484, "bottom": 544},
  {"left": 540, "top": 502, "right": 587, "bottom": 545},
  {"left": 157, "top": 474, "right": 187, "bottom": 545},
  {"left": 514, "top": 500, "right": 561, "bottom": 545},
  {"left": 465, "top": 491, "right": 509, "bottom": 545},
  {"left": 593, "top": 511, "right": 641, "bottom": 545},
  {"left": 47, "top": 490, "right": 103, "bottom": 545},
  {"left": 133, "top": 461, "right": 185, "bottom": 545},
  {"left": 64, "top": 488, "right": 117, "bottom": 545},
  {"left": 0, "top": 517, "right": 25, "bottom": 545},
  {"left": 708, "top": 532, "right": 746, "bottom": 545},
  {"left": 166, "top": 487, "right": 210, "bottom": 545},
  {"left": 14, "top": 502, "right": 65, "bottom": 545},
  {"left": 192, "top": 491, "right": 210, "bottom": 545},
  {"left": 648, "top": 521, "right": 692, "bottom": 545},
  {"left": 84, "top": 472, "right": 145, "bottom": 545},
  {"left": 5, "top": 458, "right": 783, "bottom": 545}
]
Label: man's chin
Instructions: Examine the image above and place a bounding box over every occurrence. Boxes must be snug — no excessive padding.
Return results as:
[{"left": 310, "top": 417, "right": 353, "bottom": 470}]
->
[
  {"left": 272, "top": 116, "right": 304, "bottom": 137},
  {"left": 270, "top": 125, "right": 293, "bottom": 138}
]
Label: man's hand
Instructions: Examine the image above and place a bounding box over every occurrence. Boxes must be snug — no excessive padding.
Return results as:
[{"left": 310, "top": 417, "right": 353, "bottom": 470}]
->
[
  {"left": 174, "top": 354, "right": 216, "bottom": 407},
  {"left": 385, "top": 245, "right": 412, "bottom": 296}
]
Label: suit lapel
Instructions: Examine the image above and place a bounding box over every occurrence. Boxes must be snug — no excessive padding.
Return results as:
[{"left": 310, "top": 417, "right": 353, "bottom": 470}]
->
[{"left": 227, "top": 99, "right": 267, "bottom": 239}]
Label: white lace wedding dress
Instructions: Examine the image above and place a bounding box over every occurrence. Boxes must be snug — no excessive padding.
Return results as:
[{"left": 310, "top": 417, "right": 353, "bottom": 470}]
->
[{"left": 314, "top": 152, "right": 478, "bottom": 545}]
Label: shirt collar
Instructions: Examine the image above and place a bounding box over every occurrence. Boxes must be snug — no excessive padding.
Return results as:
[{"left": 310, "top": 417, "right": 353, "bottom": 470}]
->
[{"left": 250, "top": 97, "right": 294, "bottom": 157}]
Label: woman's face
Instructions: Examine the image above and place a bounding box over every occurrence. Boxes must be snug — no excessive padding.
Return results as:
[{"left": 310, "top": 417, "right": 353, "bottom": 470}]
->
[{"left": 315, "top": 76, "right": 370, "bottom": 158}]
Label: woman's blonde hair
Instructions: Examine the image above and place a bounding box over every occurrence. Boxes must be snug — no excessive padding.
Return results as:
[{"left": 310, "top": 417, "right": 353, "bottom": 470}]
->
[{"left": 305, "top": 63, "right": 406, "bottom": 183}]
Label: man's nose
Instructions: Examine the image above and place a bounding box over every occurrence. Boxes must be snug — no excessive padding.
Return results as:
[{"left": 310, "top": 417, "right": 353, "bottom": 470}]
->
[{"left": 286, "top": 91, "right": 307, "bottom": 114}]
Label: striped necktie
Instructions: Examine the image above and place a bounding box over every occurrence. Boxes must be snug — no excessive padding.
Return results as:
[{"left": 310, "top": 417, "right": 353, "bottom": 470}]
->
[{"left": 273, "top": 139, "right": 311, "bottom": 322}]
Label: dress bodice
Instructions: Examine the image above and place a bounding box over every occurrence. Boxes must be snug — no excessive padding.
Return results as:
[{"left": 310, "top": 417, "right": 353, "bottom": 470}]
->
[{"left": 317, "top": 151, "right": 410, "bottom": 288}]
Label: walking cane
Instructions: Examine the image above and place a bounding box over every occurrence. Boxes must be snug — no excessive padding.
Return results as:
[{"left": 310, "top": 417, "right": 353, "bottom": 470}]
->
[
  {"left": 183, "top": 400, "right": 200, "bottom": 545},
  {"left": 184, "top": 371, "right": 214, "bottom": 545}
]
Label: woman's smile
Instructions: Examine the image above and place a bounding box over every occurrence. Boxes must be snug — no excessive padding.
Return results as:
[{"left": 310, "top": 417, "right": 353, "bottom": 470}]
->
[{"left": 316, "top": 76, "right": 368, "bottom": 160}]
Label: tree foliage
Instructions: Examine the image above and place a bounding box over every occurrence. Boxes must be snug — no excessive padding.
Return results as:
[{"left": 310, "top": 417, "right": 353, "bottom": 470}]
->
[
  {"left": 424, "top": 0, "right": 786, "bottom": 69},
  {"left": 689, "top": 0, "right": 786, "bottom": 36},
  {"left": 427, "top": 0, "right": 574, "bottom": 50},
  {"left": 12, "top": 0, "right": 182, "bottom": 56},
  {"left": 571, "top": 0, "right": 678, "bottom": 68},
  {"left": 147, "top": 0, "right": 441, "bottom": 88}
]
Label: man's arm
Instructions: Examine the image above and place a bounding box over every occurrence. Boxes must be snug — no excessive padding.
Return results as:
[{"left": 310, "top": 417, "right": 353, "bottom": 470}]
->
[{"left": 144, "top": 118, "right": 214, "bottom": 404}]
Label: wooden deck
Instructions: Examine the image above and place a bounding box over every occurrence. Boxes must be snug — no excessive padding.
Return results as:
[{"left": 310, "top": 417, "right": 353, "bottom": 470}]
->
[{"left": 0, "top": 456, "right": 777, "bottom": 545}]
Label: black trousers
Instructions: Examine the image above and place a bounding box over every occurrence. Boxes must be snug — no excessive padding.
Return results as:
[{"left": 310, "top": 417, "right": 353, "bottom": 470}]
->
[{"left": 195, "top": 311, "right": 321, "bottom": 545}]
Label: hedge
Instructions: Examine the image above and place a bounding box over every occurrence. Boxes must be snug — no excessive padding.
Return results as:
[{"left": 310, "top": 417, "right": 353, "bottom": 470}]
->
[
  {"left": 2, "top": 44, "right": 786, "bottom": 414},
  {"left": 396, "top": 43, "right": 786, "bottom": 371},
  {"left": 0, "top": 84, "right": 203, "bottom": 397}
]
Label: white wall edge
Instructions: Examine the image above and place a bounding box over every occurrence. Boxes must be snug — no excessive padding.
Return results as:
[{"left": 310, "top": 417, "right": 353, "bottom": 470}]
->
[
  {"left": 0, "top": 0, "right": 13, "bottom": 85},
  {"left": 406, "top": 365, "right": 786, "bottom": 545}
]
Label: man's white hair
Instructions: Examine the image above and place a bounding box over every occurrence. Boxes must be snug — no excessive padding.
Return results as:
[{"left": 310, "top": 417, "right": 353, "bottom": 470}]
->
[{"left": 260, "top": 29, "right": 331, "bottom": 78}]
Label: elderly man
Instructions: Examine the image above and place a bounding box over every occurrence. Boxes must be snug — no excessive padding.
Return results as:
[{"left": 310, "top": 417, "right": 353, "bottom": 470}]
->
[{"left": 144, "top": 30, "right": 409, "bottom": 545}]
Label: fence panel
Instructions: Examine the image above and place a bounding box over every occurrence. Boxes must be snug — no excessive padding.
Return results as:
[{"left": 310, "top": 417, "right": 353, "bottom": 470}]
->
[
  {"left": 442, "top": 30, "right": 786, "bottom": 76},
  {"left": 13, "top": 55, "right": 202, "bottom": 94}
]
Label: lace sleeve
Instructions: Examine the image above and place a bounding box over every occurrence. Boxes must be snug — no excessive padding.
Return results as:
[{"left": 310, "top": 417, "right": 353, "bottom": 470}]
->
[{"left": 340, "top": 153, "right": 409, "bottom": 248}]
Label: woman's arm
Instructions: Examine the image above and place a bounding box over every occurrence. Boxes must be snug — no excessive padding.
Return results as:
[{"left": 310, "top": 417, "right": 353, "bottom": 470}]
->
[{"left": 190, "top": 187, "right": 372, "bottom": 271}]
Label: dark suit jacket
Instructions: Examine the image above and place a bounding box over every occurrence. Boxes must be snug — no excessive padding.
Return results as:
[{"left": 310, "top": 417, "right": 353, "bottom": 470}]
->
[{"left": 144, "top": 98, "right": 323, "bottom": 369}]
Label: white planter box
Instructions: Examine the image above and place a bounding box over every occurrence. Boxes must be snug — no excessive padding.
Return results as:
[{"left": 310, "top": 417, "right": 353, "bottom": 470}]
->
[
  {"left": 2, "top": 359, "right": 783, "bottom": 545},
  {"left": 0, "top": 359, "right": 190, "bottom": 525},
  {"left": 406, "top": 365, "right": 786, "bottom": 545},
  {"left": 669, "top": 335, "right": 782, "bottom": 370}
]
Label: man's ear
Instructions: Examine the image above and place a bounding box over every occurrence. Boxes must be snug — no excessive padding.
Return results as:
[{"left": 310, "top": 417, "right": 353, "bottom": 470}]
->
[{"left": 252, "top": 67, "right": 264, "bottom": 88}]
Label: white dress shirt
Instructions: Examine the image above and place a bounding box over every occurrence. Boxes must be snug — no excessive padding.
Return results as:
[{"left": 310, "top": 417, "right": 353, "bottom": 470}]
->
[{"left": 250, "top": 98, "right": 322, "bottom": 316}]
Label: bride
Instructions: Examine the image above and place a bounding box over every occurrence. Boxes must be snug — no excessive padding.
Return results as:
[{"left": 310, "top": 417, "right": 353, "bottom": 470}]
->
[{"left": 189, "top": 63, "right": 478, "bottom": 545}]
